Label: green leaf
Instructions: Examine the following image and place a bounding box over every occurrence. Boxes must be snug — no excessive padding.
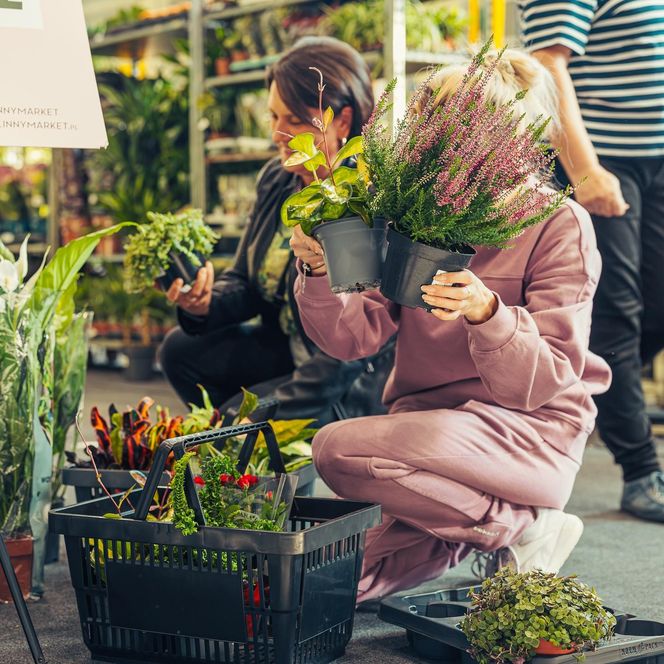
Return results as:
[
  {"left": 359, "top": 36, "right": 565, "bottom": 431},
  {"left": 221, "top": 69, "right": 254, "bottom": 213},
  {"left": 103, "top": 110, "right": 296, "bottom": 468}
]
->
[
  {"left": 323, "top": 106, "right": 334, "bottom": 130},
  {"left": 281, "top": 187, "right": 324, "bottom": 227},
  {"left": 237, "top": 388, "right": 259, "bottom": 422},
  {"left": 288, "top": 133, "right": 319, "bottom": 158},
  {"left": 321, "top": 179, "right": 352, "bottom": 205},
  {"left": 25, "top": 223, "right": 134, "bottom": 329},
  {"left": 302, "top": 151, "right": 327, "bottom": 174},
  {"left": 333, "top": 166, "right": 361, "bottom": 186},
  {"left": 333, "top": 135, "right": 364, "bottom": 166},
  {"left": 278, "top": 441, "right": 313, "bottom": 458}
]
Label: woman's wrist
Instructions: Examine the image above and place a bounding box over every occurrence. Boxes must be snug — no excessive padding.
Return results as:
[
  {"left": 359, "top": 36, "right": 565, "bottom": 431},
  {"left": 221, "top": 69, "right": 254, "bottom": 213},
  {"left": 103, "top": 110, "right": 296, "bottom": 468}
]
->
[{"left": 302, "top": 261, "right": 327, "bottom": 277}]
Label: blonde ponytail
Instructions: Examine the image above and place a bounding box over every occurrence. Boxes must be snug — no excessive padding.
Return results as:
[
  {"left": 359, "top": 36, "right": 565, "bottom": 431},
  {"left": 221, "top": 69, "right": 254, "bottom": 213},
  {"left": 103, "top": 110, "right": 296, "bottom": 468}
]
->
[{"left": 423, "top": 47, "right": 559, "bottom": 139}]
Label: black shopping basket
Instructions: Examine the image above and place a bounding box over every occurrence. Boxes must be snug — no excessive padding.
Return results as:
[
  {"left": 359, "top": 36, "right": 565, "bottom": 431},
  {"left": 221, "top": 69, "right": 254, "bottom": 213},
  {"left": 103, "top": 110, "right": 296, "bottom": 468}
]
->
[{"left": 50, "top": 421, "right": 380, "bottom": 664}]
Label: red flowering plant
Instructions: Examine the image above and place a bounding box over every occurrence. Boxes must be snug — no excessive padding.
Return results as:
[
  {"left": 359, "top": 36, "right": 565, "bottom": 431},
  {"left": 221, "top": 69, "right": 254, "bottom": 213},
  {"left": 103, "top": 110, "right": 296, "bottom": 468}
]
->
[
  {"left": 362, "top": 40, "right": 572, "bottom": 252},
  {"left": 171, "top": 451, "right": 295, "bottom": 536}
]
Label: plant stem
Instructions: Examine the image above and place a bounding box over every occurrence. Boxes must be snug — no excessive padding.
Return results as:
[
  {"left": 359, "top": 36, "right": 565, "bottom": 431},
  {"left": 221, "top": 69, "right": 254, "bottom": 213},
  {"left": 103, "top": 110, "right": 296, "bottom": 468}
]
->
[
  {"left": 310, "top": 67, "right": 336, "bottom": 188},
  {"left": 74, "top": 412, "right": 122, "bottom": 513}
]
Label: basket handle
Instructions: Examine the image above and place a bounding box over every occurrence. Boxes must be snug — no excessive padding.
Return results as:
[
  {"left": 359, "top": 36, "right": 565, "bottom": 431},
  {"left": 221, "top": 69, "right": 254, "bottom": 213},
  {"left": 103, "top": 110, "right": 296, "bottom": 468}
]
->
[
  {"left": 220, "top": 396, "right": 280, "bottom": 427},
  {"left": 133, "top": 421, "right": 286, "bottom": 522}
]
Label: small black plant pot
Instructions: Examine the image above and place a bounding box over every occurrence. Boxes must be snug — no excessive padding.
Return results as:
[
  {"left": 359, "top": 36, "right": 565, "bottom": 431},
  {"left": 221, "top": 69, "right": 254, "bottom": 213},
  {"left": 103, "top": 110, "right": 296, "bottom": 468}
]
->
[
  {"left": 155, "top": 251, "right": 205, "bottom": 293},
  {"left": 124, "top": 345, "right": 155, "bottom": 382},
  {"left": 380, "top": 226, "right": 475, "bottom": 310},
  {"left": 312, "top": 216, "right": 387, "bottom": 293}
]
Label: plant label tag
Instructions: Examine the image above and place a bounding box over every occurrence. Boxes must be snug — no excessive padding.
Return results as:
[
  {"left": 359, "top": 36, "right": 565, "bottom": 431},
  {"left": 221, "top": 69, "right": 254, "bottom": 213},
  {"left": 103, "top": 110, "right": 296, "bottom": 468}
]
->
[{"left": 0, "top": 0, "right": 108, "bottom": 148}]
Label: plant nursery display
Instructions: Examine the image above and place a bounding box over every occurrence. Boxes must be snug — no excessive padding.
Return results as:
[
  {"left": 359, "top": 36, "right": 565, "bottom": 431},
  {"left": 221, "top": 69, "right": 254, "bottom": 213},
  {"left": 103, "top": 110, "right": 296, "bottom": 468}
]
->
[
  {"left": 362, "top": 43, "right": 571, "bottom": 309},
  {"left": 280, "top": 70, "right": 386, "bottom": 293},
  {"left": 460, "top": 568, "right": 616, "bottom": 663},
  {"left": 124, "top": 208, "right": 219, "bottom": 293},
  {"left": 0, "top": 224, "right": 128, "bottom": 599}
]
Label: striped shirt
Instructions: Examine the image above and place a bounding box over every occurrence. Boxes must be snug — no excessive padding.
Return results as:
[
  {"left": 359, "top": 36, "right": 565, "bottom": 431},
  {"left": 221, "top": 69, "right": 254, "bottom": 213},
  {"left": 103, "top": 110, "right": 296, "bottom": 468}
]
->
[{"left": 520, "top": 0, "right": 664, "bottom": 158}]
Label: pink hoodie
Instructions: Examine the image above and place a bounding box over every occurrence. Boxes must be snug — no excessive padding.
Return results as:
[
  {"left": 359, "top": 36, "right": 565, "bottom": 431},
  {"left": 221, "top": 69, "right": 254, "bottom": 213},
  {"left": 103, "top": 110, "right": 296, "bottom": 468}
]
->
[{"left": 295, "top": 201, "right": 612, "bottom": 458}]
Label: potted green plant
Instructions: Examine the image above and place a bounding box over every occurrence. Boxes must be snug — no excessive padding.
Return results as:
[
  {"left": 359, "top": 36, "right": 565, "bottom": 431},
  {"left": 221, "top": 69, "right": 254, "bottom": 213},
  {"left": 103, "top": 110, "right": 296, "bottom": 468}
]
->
[
  {"left": 124, "top": 209, "right": 219, "bottom": 294},
  {"left": 209, "top": 26, "right": 232, "bottom": 76},
  {"left": 281, "top": 69, "right": 386, "bottom": 293},
  {"left": 362, "top": 43, "right": 571, "bottom": 309},
  {"left": 460, "top": 568, "right": 616, "bottom": 663},
  {"left": 0, "top": 225, "right": 129, "bottom": 600}
]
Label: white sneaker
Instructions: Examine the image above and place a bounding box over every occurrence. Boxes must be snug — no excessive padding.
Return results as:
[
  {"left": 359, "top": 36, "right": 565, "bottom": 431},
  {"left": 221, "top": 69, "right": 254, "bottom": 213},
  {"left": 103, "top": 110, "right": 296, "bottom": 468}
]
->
[{"left": 501, "top": 509, "right": 584, "bottom": 574}]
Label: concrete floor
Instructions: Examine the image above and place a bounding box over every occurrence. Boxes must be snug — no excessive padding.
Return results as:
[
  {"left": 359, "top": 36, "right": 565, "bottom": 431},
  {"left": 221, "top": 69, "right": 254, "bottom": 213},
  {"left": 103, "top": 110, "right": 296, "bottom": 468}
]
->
[{"left": 1, "top": 369, "right": 663, "bottom": 664}]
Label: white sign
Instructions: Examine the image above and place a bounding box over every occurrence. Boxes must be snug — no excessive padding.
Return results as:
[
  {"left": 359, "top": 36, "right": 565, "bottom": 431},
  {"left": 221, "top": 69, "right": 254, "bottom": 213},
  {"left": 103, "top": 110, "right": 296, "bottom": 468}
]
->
[{"left": 0, "top": 0, "right": 108, "bottom": 149}]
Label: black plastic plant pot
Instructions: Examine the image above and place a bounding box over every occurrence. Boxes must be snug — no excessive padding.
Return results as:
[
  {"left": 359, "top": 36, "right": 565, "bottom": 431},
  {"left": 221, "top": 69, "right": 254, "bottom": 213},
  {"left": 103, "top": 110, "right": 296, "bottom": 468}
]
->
[
  {"left": 312, "top": 216, "right": 387, "bottom": 294},
  {"left": 155, "top": 250, "right": 206, "bottom": 293},
  {"left": 380, "top": 226, "right": 475, "bottom": 310},
  {"left": 50, "top": 423, "right": 381, "bottom": 664}
]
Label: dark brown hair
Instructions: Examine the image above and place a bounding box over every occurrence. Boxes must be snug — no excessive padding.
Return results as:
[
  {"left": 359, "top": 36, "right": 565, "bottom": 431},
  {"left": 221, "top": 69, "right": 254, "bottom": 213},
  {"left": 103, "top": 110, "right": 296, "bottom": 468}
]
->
[{"left": 266, "top": 36, "right": 374, "bottom": 138}]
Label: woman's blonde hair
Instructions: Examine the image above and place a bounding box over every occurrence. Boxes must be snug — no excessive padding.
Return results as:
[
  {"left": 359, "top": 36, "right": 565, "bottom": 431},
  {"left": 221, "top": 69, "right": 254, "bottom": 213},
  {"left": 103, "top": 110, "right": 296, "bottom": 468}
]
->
[{"left": 422, "top": 48, "right": 559, "bottom": 139}]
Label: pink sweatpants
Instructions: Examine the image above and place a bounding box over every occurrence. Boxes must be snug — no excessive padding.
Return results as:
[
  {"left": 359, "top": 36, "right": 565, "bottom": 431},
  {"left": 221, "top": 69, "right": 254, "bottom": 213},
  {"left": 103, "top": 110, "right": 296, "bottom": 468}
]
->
[{"left": 312, "top": 402, "right": 583, "bottom": 602}]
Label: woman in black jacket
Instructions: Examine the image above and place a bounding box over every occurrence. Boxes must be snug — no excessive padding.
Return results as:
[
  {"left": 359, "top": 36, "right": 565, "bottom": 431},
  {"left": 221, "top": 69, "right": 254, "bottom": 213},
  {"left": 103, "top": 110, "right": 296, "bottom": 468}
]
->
[{"left": 159, "top": 36, "right": 393, "bottom": 424}]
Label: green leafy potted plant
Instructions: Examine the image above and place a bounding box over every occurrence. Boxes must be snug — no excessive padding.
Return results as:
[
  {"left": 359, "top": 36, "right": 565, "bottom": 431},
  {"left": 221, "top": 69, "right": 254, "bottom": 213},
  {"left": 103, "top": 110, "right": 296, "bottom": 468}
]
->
[
  {"left": 0, "top": 225, "right": 129, "bottom": 600},
  {"left": 460, "top": 568, "right": 616, "bottom": 663},
  {"left": 124, "top": 209, "right": 219, "bottom": 294},
  {"left": 362, "top": 43, "right": 570, "bottom": 309},
  {"left": 281, "top": 69, "right": 386, "bottom": 293}
]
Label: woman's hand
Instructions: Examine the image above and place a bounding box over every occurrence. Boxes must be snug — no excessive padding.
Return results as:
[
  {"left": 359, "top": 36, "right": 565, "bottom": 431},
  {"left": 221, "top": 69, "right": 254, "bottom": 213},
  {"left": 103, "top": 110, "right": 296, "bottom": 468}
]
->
[
  {"left": 289, "top": 225, "right": 327, "bottom": 275},
  {"left": 421, "top": 270, "right": 498, "bottom": 324},
  {"left": 166, "top": 261, "right": 214, "bottom": 316}
]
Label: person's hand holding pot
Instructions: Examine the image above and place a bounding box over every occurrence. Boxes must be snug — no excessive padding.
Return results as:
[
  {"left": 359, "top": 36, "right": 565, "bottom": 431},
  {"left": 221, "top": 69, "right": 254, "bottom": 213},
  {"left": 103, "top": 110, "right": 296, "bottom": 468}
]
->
[
  {"left": 290, "top": 225, "right": 327, "bottom": 275},
  {"left": 166, "top": 261, "right": 215, "bottom": 316}
]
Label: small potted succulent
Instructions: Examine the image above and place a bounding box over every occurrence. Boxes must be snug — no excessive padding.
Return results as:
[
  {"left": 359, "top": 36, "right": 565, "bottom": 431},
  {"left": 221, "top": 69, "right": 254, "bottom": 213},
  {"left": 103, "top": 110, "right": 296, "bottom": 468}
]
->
[
  {"left": 460, "top": 568, "right": 616, "bottom": 664},
  {"left": 124, "top": 209, "right": 219, "bottom": 295},
  {"left": 362, "top": 43, "right": 571, "bottom": 310},
  {"left": 281, "top": 68, "right": 386, "bottom": 293}
]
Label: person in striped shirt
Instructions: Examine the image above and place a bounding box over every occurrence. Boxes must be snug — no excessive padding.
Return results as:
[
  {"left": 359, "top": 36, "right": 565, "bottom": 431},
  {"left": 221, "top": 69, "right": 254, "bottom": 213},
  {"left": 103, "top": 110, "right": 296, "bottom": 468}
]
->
[{"left": 520, "top": 0, "right": 664, "bottom": 522}]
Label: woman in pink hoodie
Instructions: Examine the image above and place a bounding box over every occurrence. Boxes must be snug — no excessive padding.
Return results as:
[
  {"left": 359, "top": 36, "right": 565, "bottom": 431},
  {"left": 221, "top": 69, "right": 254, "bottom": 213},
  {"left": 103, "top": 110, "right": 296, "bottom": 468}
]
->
[{"left": 290, "top": 49, "right": 612, "bottom": 603}]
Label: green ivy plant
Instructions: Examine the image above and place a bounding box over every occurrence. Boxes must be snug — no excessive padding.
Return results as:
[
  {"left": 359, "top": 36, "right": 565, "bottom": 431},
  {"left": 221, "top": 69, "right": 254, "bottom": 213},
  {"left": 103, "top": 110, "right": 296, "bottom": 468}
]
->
[
  {"left": 460, "top": 568, "right": 616, "bottom": 664},
  {"left": 280, "top": 68, "right": 371, "bottom": 236},
  {"left": 124, "top": 209, "right": 219, "bottom": 293}
]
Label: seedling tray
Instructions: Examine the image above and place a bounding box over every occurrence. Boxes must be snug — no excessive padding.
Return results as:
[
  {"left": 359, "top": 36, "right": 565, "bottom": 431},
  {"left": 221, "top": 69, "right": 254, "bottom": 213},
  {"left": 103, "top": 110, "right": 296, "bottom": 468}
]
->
[{"left": 378, "top": 586, "right": 664, "bottom": 663}]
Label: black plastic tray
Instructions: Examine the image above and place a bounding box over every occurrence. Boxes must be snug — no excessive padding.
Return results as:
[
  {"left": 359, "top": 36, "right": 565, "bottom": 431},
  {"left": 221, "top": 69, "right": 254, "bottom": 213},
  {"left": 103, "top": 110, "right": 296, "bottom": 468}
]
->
[{"left": 378, "top": 586, "right": 664, "bottom": 663}]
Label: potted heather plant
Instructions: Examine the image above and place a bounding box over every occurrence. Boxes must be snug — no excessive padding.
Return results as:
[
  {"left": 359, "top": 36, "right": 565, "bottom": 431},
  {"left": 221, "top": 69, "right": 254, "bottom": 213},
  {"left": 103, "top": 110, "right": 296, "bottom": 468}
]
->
[
  {"left": 362, "top": 43, "right": 570, "bottom": 310},
  {"left": 124, "top": 209, "right": 219, "bottom": 295},
  {"left": 460, "top": 568, "right": 616, "bottom": 664},
  {"left": 281, "top": 68, "right": 386, "bottom": 293}
]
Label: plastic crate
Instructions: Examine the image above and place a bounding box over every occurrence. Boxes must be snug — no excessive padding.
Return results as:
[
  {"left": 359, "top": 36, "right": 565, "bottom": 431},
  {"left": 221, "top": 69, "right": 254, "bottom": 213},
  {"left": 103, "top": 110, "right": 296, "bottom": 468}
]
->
[
  {"left": 51, "top": 422, "right": 380, "bottom": 664},
  {"left": 378, "top": 587, "right": 664, "bottom": 663}
]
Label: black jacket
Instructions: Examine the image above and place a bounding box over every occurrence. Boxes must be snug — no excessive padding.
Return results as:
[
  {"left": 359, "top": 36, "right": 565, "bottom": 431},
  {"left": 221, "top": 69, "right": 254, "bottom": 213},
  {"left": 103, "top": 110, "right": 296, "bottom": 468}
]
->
[{"left": 179, "top": 158, "right": 393, "bottom": 422}]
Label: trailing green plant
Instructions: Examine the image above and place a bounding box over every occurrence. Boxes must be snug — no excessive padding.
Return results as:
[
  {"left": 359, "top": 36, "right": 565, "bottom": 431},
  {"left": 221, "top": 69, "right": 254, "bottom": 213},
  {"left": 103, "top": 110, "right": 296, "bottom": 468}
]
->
[
  {"left": 362, "top": 42, "right": 571, "bottom": 251},
  {"left": 280, "top": 69, "right": 370, "bottom": 235},
  {"left": 123, "top": 209, "right": 219, "bottom": 293},
  {"left": 460, "top": 568, "right": 616, "bottom": 664},
  {"left": 171, "top": 452, "right": 198, "bottom": 535}
]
